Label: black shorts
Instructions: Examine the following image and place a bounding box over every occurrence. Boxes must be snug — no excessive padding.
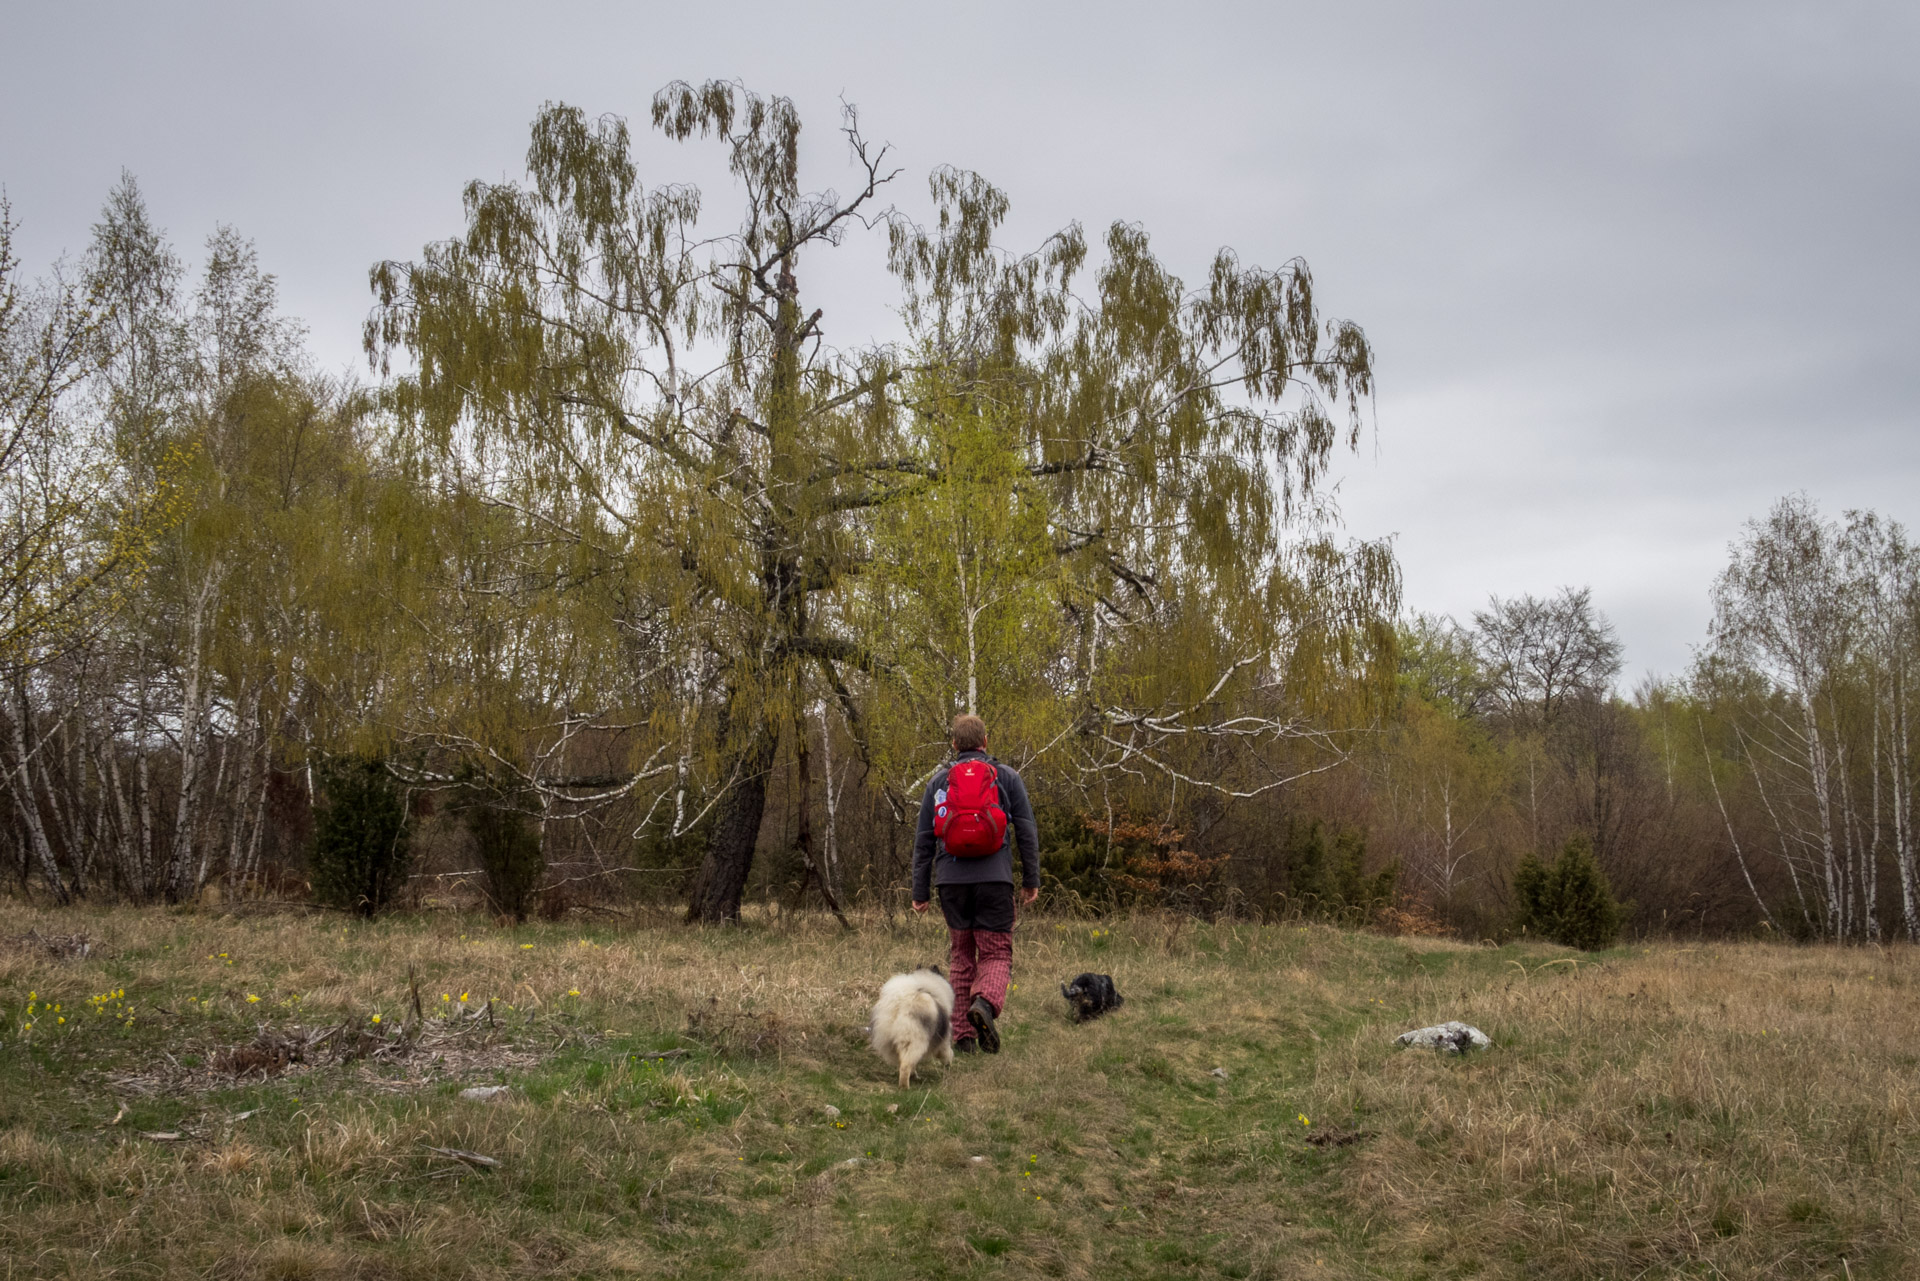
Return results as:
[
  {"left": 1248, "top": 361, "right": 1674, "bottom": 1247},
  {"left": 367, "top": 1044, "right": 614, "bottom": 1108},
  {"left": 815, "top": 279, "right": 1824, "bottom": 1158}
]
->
[{"left": 937, "top": 882, "right": 1016, "bottom": 932}]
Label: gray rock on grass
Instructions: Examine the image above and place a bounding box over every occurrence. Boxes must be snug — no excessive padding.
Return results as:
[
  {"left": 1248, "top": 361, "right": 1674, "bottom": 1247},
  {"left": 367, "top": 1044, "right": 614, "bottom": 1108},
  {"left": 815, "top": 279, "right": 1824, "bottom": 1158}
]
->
[{"left": 1394, "top": 1021, "right": 1492, "bottom": 1053}]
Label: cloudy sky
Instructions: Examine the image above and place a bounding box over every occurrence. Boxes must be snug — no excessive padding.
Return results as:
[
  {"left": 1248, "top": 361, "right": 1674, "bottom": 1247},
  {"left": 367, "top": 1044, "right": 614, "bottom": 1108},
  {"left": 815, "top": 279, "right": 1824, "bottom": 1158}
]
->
[{"left": 5, "top": 1, "right": 1915, "bottom": 685}]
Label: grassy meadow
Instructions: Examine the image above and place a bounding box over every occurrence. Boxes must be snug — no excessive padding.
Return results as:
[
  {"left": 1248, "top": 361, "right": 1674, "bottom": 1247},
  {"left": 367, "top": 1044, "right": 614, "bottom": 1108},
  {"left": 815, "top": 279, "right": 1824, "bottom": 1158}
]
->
[{"left": 1, "top": 901, "right": 1917, "bottom": 1280}]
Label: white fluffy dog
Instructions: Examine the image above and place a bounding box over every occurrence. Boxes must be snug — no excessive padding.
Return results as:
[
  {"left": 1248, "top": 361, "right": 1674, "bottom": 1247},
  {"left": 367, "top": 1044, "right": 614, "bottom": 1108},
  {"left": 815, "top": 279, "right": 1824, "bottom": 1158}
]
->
[{"left": 869, "top": 965, "right": 954, "bottom": 1088}]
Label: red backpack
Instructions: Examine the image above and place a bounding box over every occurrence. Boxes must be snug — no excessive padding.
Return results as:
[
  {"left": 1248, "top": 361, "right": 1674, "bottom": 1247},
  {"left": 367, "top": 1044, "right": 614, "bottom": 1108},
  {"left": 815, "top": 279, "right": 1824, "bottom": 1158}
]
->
[{"left": 934, "top": 759, "right": 1009, "bottom": 858}]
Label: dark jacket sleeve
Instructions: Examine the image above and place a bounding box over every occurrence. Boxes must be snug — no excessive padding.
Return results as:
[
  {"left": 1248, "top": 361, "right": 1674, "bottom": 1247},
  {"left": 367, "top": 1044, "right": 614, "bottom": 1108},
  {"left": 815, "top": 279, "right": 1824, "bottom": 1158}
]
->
[
  {"left": 911, "top": 769, "right": 943, "bottom": 903},
  {"left": 1001, "top": 766, "right": 1041, "bottom": 889}
]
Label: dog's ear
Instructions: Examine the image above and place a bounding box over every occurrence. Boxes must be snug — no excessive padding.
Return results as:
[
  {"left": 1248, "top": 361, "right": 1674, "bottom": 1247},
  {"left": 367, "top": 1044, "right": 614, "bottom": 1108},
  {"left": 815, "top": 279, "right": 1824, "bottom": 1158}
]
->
[{"left": 927, "top": 963, "right": 944, "bottom": 977}]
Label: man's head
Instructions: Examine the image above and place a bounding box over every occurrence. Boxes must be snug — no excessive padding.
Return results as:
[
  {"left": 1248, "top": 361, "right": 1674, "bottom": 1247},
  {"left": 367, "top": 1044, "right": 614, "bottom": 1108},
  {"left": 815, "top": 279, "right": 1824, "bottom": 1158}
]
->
[{"left": 950, "top": 713, "right": 988, "bottom": 753}]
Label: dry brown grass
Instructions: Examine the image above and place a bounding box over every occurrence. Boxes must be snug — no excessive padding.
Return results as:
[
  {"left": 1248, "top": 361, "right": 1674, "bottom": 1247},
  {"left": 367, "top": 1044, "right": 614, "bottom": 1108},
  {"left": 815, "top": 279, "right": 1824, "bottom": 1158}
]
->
[
  {"left": 0, "top": 901, "right": 1916, "bottom": 1278},
  {"left": 1330, "top": 943, "right": 1920, "bottom": 1278}
]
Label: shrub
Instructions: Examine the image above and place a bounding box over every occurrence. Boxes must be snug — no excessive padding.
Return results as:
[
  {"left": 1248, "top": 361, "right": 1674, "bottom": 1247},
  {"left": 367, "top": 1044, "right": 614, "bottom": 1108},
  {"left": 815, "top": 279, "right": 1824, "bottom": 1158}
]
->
[
  {"left": 464, "top": 802, "right": 545, "bottom": 924},
  {"left": 1514, "top": 832, "right": 1625, "bottom": 950},
  {"left": 1035, "top": 808, "right": 1227, "bottom": 912},
  {"left": 1283, "top": 819, "right": 1398, "bottom": 922},
  {"left": 309, "top": 756, "right": 411, "bottom": 917}
]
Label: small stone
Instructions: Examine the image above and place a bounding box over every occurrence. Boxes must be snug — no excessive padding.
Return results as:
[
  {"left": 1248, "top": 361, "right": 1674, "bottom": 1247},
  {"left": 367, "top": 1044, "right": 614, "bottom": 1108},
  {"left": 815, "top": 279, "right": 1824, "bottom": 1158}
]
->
[
  {"left": 1393, "top": 1021, "right": 1492, "bottom": 1053},
  {"left": 821, "top": 1104, "right": 841, "bottom": 1118},
  {"left": 970, "top": 1155, "right": 987, "bottom": 1163},
  {"left": 886, "top": 1103, "right": 900, "bottom": 1114},
  {"left": 1210, "top": 1067, "right": 1230, "bottom": 1080},
  {"left": 460, "top": 1085, "right": 513, "bottom": 1102}
]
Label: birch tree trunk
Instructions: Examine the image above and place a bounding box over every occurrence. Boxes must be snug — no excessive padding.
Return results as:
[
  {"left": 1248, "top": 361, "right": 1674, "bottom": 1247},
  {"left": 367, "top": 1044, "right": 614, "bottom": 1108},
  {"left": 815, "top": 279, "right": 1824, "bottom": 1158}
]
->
[
  {"left": 1892, "top": 688, "right": 1920, "bottom": 940},
  {"left": 99, "top": 740, "right": 143, "bottom": 899},
  {"left": 168, "top": 563, "right": 222, "bottom": 902},
  {"left": 225, "top": 693, "right": 261, "bottom": 894},
  {"left": 1800, "top": 695, "right": 1845, "bottom": 938},
  {"left": 7, "top": 676, "right": 69, "bottom": 903}
]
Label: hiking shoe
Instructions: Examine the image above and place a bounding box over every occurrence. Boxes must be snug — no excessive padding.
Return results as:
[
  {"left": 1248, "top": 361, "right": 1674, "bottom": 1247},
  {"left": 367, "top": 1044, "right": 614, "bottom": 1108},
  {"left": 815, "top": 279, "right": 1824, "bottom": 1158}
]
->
[
  {"left": 952, "top": 1036, "right": 980, "bottom": 1054},
  {"left": 968, "top": 995, "right": 1000, "bottom": 1054}
]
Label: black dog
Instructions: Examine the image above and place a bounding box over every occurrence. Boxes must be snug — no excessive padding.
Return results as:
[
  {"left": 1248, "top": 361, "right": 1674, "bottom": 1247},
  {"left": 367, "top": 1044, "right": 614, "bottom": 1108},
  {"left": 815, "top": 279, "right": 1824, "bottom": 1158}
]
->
[{"left": 1061, "top": 973, "right": 1125, "bottom": 1022}]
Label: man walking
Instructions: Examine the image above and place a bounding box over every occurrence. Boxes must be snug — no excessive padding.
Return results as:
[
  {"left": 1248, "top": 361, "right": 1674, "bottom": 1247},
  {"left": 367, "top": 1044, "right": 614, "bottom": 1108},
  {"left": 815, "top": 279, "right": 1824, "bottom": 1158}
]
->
[{"left": 911, "top": 713, "right": 1040, "bottom": 1053}]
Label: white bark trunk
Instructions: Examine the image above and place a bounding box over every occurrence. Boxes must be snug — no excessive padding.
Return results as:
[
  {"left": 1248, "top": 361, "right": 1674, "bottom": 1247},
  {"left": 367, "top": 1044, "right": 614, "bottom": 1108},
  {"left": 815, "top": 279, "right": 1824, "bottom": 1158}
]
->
[
  {"left": 168, "top": 563, "right": 222, "bottom": 901},
  {"left": 6, "top": 679, "right": 68, "bottom": 903}
]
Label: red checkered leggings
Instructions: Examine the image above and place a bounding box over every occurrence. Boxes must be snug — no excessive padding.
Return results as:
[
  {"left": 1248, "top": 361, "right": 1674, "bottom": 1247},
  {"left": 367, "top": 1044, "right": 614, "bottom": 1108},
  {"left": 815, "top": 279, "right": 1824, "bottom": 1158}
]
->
[{"left": 948, "top": 928, "right": 1013, "bottom": 1040}]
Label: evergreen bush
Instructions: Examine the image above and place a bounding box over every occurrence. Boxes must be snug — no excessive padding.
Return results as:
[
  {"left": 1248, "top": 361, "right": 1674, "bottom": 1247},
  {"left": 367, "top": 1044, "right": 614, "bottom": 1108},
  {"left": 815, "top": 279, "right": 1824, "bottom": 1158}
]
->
[
  {"left": 1514, "top": 832, "right": 1625, "bottom": 950},
  {"left": 1283, "top": 819, "right": 1398, "bottom": 921},
  {"left": 464, "top": 803, "right": 545, "bottom": 923},
  {"left": 309, "top": 756, "right": 411, "bottom": 917}
]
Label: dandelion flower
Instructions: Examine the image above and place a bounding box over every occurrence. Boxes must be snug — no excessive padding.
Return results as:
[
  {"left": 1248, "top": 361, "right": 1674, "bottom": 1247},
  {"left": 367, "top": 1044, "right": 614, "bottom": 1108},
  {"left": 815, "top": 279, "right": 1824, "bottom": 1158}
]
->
[
  {"left": 1298, "top": 1113, "right": 1311, "bottom": 1127},
  {"left": 371, "top": 1013, "right": 382, "bottom": 1024},
  {"left": 246, "top": 994, "right": 260, "bottom": 1004},
  {"left": 568, "top": 988, "right": 581, "bottom": 997},
  {"left": 460, "top": 992, "right": 469, "bottom": 1002},
  {"left": 521, "top": 943, "right": 534, "bottom": 950}
]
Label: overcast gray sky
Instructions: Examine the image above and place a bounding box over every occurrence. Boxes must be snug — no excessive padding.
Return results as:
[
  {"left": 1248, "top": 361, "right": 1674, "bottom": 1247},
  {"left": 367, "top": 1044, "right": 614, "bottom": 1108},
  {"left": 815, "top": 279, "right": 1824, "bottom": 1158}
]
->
[{"left": 5, "top": 1, "right": 1915, "bottom": 686}]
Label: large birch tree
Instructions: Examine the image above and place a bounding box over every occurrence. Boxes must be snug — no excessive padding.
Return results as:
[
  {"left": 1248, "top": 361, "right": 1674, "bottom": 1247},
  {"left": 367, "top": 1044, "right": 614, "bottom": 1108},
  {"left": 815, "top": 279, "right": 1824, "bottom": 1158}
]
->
[{"left": 368, "top": 82, "right": 1385, "bottom": 922}]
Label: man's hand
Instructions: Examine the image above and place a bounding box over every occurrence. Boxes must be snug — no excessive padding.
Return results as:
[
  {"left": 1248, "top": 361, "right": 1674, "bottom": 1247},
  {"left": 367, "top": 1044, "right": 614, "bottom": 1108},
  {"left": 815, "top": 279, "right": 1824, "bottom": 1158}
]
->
[
  {"left": 911, "top": 899, "right": 929, "bottom": 913},
  {"left": 1021, "top": 886, "right": 1039, "bottom": 906}
]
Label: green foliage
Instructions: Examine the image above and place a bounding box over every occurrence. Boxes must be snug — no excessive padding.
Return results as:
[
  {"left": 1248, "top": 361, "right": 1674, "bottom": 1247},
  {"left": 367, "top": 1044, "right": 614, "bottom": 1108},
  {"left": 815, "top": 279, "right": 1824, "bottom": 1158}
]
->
[
  {"left": 1284, "top": 819, "right": 1397, "bottom": 920},
  {"left": 0, "top": 192, "right": 183, "bottom": 678},
  {"left": 1035, "top": 809, "right": 1227, "bottom": 912},
  {"left": 1037, "top": 804, "right": 1106, "bottom": 904},
  {"left": 1396, "top": 613, "right": 1481, "bottom": 717},
  {"left": 462, "top": 802, "right": 545, "bottom": 924},
  {"left": 367, "top": 85, "right": 1389, "bottom": 921},
  {"left": 309, "top": 756, "right": 411, "bottom": 917},
  {"left": 1514, "top": 832, "right": 1625, "bottom": 950},
  {"left": 860, "top": 358, "right": 1071, "bottom": 779}
]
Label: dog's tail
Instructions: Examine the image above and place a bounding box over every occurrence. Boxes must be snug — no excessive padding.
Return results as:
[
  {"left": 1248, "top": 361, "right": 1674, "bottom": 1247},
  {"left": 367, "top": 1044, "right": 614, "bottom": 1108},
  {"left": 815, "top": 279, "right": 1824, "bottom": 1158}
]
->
[
  {"left": 892, "top": 989, "right": 948, "bottom": 1087},
  {"left": 892, "top": 1026, "right": 928, "bottom": 1088}
]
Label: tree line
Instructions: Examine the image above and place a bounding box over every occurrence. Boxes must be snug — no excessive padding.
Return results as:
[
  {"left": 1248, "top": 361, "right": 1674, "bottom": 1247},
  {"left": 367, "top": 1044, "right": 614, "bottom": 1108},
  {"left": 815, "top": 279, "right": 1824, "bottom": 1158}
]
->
[{"left": 2, "top": 83, "right": 1909, "bottom": 942}]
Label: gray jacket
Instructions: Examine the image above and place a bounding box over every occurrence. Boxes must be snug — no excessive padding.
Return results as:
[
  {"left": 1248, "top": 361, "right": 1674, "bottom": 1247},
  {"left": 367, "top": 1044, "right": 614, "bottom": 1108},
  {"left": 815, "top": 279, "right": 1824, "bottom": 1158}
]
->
[{"left": 911, "top": 751, "right": 1040, "bottom": 902}]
